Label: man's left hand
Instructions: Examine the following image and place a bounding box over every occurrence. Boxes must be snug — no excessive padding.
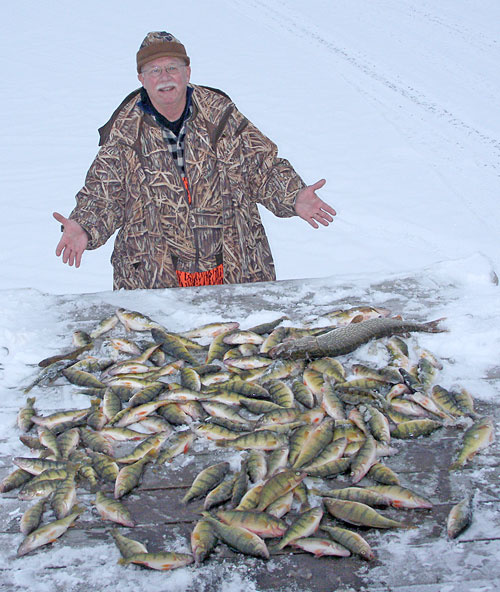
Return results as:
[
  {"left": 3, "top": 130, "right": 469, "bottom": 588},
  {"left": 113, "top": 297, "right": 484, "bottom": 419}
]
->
[{"left": 294, "top": 179, "right": 336, "bottom": 228}]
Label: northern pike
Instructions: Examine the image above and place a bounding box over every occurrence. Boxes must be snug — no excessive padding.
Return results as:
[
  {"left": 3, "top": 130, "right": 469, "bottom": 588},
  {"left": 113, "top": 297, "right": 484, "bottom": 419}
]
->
[{"left": 269, "top": 317, "right": 445, "bottom": 360}]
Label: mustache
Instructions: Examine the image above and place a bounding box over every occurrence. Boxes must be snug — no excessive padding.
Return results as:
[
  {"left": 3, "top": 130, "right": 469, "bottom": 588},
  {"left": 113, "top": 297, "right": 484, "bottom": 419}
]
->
[{"left": 155, "top": 82, "right": 177, "bottom": 91}]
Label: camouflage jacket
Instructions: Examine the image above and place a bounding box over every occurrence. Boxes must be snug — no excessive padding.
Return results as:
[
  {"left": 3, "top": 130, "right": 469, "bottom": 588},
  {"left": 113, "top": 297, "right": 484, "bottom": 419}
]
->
[{"left": 70, "top": 84, "right": 306, "bottom": 290}]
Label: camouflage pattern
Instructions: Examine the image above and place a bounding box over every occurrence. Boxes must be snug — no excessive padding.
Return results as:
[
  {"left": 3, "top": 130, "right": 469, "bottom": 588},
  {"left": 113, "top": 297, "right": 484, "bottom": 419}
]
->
[
  {"left": 136, "top": 32, "right": 190, "bottom": 71},
  {"left": 70, "top": 85, "right": 306, "bottom": 290},
  {"left": 139, "top": 32, "right": 181, "bottom": 49}
]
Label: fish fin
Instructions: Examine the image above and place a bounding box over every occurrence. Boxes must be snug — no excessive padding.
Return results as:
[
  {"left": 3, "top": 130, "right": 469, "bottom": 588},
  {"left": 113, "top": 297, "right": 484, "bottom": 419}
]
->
[{"left": 350, "top": 315, "right": 364, "bottom": 324}]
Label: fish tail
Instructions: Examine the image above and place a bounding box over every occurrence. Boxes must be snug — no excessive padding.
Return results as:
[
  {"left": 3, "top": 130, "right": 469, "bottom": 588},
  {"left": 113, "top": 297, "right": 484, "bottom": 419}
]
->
[
  {"left": 423, "top": 318, "right": 447, "bottom": 333},
  {"left": 449, "top": 460, "right": 462, "bottom": 471}
]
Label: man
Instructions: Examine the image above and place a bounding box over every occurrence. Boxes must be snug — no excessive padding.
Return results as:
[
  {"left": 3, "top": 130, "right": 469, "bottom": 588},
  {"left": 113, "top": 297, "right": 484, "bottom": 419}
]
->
[{"left": 54, "top": 31, "right": 336, "bottom": 289}]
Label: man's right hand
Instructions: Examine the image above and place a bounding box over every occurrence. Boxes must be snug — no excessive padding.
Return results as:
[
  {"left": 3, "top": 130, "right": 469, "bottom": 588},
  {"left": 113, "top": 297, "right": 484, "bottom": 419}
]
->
[{"left": 53, "top": 212, "right": 88, "bottom": 268}]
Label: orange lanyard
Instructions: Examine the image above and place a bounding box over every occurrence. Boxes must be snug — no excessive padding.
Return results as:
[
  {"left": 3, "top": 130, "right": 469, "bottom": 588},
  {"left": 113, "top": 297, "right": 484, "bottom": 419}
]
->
[{"left": 182, "top": 176, "right": 192, "bottom": 205}]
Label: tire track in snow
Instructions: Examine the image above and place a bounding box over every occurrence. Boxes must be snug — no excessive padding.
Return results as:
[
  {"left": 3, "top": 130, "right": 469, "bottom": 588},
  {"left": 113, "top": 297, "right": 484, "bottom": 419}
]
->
[
  {"left": 234, "top": 0, "right": 500, "bottom": 172},
  {"left": 402, "top": 1, "right": 499, "bottom": 55}
]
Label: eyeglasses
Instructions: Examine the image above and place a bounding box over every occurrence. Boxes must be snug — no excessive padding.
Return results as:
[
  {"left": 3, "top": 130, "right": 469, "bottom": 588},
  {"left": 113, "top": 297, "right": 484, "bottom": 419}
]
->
[{"left": 141, "top": 64, "right": 185, "bottom": 77}]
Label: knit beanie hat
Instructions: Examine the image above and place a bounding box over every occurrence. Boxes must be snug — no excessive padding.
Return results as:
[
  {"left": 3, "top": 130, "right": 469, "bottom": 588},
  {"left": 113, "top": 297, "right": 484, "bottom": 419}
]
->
[{"left": 136, "top": 31, "right": 190, "bottom": 73}]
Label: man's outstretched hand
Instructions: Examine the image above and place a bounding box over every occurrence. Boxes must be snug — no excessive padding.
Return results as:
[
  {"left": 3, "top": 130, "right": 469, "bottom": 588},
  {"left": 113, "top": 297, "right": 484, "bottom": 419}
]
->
[
  {"left": 294, "top": 179, "right": 336, "bottom": 229},
  {"left": 53, "top": 212, "right": 88, "bottom": 268}
]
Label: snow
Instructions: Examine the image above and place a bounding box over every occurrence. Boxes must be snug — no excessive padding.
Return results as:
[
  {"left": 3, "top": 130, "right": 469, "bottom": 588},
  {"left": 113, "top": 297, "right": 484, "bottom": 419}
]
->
[
  {"left": 1, "top": 0, "right": 499, "bottom": 293},
  {"left": 1, "top": 1, "right": 499, "bottom": 591}
]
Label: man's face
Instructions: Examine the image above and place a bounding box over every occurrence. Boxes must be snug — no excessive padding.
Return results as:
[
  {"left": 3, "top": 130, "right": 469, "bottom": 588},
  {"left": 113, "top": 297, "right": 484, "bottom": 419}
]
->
[{"left": 138, "top": 56, "right": 191, "bottom": 119}]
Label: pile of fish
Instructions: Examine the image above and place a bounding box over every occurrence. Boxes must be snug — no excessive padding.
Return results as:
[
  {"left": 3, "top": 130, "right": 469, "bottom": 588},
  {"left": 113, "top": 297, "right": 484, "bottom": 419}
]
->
[{"left": 1, "top": 305, "right": 495, "bottom": 570}]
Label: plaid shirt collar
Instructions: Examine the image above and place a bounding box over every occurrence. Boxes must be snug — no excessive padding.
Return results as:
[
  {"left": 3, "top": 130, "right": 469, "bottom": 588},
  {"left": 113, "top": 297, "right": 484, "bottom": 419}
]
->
[{"left": 139, "top": 87, "right": 193, "bottom": 172}]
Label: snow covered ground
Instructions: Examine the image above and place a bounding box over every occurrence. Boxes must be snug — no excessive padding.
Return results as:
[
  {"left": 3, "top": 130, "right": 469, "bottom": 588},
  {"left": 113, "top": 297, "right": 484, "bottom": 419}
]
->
[
  {"left": 0, "top": 256, "right": 499, "bottom": 591},
  {"left": 0, "top": 1, "right": 499, "bottom": 590},
  {"left": 1, "top": 0, "right": 499, "bottom": 294}
]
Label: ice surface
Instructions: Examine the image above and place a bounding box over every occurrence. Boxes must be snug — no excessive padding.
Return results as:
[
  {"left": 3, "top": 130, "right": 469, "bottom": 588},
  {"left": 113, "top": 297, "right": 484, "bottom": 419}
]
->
[{"left": 1, "top": 1, "right": 499, "bottom": 590}]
